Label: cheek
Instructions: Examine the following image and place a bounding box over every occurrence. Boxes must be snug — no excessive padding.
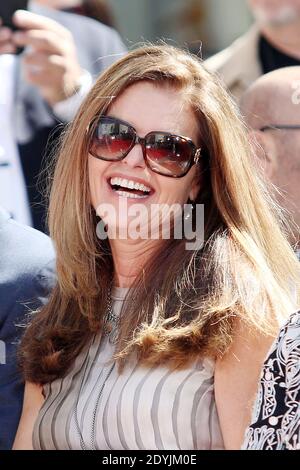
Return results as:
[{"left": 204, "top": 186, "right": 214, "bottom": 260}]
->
[
  {"left": 159, "top": 169, "right": 200, "bottom": 204},
  {"left": 88, "top": 155, "right": 108, "bottom": 208},
  {"left": 184, "top": 166, "right": 201, "bottom": 199}
]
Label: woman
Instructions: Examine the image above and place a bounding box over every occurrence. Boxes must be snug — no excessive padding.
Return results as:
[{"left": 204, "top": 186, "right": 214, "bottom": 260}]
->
[{"left": 13, "top": 45, "right": 300, "bottom": 450}]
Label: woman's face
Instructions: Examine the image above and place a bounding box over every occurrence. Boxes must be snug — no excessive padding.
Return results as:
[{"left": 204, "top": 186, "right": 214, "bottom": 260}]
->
[{"left": 88, "top": 81, "right": 201, "bottom": 235}]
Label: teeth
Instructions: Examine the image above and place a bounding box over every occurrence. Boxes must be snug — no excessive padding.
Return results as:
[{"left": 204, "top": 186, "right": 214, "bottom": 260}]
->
[
  {"left": 116, "top": 190, "right": 148, "bottom": 199},
  {"left": 110, "top": 177, "right": 151, "bottom": 193}
]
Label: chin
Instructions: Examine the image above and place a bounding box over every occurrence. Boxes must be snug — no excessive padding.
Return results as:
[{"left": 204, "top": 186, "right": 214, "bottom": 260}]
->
[{"left": 254, "top": 6, "right": 300, "bottom": 26}]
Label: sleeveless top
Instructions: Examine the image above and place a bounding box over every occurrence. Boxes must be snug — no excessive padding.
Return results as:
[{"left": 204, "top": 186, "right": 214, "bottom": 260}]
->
[{"left": 32, "top": 287, "right": 224, "bottom": 450}]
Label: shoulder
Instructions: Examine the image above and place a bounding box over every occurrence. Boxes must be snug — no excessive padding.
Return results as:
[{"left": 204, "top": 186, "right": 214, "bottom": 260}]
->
[
  {"left": 0, "top": 207, "right": 55, "bottom": 270},
  {"left": 271, "top": 310, "right": 300, "bottom": 370},
  {"left": 0, "top": 208, "right": 56, "bottom": 311},
  {"left": 280, "top": 309, "right": 300, "bottom": 334},
  {"left": 214, "top": 319, "right": 275, "bottom": 449},
  {"left": 204, "top": 25, "right": 260, "bottom": 77},
  {"left": 261, "top": 311, "right": 300, "bottom": 372}
]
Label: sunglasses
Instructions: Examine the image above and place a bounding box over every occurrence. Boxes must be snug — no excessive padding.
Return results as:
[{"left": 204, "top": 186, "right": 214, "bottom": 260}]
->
[
  {"left": 88, "top": 116, "right": 202, "bottom": 178},
  {"left": 260, "top": 124, "right": 300, "bottom": 131}
]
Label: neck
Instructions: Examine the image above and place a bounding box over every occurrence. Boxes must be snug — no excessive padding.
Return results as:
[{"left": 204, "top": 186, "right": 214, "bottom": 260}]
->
[
  {"left": 109, "top": 238, "right": 160, "bottom": 288},
  {"left": 261, "top": 20, "right": 300, "bottom": 59}
]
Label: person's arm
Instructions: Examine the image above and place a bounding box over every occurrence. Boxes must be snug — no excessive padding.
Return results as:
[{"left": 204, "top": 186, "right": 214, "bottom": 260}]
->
[
  {"left": 52, "top": 69, "right": 93, "bottom": 122},
  {"left": 10, "top": 10, "right": 84, "bottom": 106},
  {"left": 13, "top": 381, "right": 45, "bottom": 450},
  {"left": 214, "top": 319, "right": 274, "bottom": 449}
]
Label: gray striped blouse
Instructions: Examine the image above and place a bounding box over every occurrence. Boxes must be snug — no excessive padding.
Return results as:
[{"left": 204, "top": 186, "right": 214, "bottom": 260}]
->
[{"left": 32, "top": 287, "right": 224, "bottom": 450}]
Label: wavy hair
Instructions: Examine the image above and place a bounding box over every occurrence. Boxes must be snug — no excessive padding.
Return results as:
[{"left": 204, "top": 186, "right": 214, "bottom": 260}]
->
[{"left": 20, "top": 44, "right": 300, "bottom": 383}]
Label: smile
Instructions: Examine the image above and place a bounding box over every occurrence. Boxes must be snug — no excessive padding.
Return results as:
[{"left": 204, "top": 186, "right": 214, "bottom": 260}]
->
[{"left": 108, "top": 176, "right": 153, "bottom": 199}]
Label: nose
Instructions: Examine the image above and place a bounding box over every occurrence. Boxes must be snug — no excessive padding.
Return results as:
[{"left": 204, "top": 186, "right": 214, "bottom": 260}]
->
[{"left": 122, "top": 140, "right": 146, "bottom": 169}]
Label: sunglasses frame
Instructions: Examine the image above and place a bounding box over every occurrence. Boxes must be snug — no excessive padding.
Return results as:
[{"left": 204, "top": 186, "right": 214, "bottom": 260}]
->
[
  {"left": 89, "top": 116, "right": 202, "bottom": 178},
  {"left": 260, "top": 124, "right": 300, "bottom": 132}
]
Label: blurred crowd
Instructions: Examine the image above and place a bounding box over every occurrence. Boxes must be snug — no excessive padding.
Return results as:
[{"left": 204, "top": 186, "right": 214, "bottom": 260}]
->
[{"left": 0, "top": 0, "right": 125, "bottom": 230}]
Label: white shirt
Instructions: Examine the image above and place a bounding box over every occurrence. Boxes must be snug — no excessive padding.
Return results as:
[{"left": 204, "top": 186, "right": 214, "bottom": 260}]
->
[
  {"left": 0, "top": 54, "right": 32, "bottom": 225},
  {"left": 0, "top": 1, "right": 92, "bottom": 226}
]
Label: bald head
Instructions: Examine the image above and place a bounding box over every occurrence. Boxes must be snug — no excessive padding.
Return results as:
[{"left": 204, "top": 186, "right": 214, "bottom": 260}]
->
[
  {"left": 241, "top": 66, "right": 300, "bottom": 129},
  {"left": 242, "top": 67, "right": 300, "bottom": 244}
]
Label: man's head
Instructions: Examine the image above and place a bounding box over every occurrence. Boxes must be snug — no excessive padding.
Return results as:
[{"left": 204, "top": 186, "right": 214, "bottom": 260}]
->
[
  {"left": 248, "top": 0, "right": 300, "bottom": 26},
  {"left": 241, "top": 66, "right": 300, "bottom": 242}
]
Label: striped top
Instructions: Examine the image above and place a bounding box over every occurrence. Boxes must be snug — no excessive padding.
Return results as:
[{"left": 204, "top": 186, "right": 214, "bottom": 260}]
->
[{"left": 32, "top": 287, "right": 224, "bottom": 450}]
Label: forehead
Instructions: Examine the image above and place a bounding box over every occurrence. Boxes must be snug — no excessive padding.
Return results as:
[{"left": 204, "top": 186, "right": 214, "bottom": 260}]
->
[{"left": 108, "top": 81, "right": 199, "bottom": 141}]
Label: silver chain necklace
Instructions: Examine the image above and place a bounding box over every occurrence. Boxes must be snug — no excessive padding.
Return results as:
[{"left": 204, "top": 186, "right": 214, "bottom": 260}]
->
[
  {"left": 102, "top": 288, "right": 120, "bottom": 344},
  {"left": 73, "top": 288, "right": 119, "bottom": 450},
  {"left": 74, "top": 361, "right": 115, "bottom": 450}
]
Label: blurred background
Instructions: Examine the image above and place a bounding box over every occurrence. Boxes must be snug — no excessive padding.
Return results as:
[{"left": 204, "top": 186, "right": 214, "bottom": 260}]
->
[{"left": 107, "top": 0, "right": 253, "bottom": 56}]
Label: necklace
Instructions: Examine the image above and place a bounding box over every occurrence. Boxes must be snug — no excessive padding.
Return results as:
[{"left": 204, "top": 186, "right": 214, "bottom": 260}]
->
[
  {"left": 73, "top": 288, "right": 118, "bottom": 449},
  {"left": 102, "top": 287, "right": 119, "bottom": 344},
  {"left": 74, "top": 358, "right": 115, "bottom": 450}
]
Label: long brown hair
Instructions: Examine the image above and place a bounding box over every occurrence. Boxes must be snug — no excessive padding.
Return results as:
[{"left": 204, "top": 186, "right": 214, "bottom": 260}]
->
[{"left": 20, "top": 44, "right": 300, "bottom": 384}]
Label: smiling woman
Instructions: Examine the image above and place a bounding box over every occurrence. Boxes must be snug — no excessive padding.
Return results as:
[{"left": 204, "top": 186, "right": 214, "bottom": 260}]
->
[
  {"left": 88, "top": 81, "right": 201, "bottom": 239},
  {"left": 13, "top": 44, "right": 300, "bottom": 450}
]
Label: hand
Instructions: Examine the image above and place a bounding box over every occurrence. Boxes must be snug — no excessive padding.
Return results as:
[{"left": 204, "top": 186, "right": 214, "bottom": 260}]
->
[{"left": 12, "top": 10, "right": 84, "bottom": 106}]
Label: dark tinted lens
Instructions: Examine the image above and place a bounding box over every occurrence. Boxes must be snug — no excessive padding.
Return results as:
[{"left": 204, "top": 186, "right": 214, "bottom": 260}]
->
[
  {"left": 145, "top": 133, "right": 193, "bottom": 176},
  {"left": 89, "top": 117, "right": 135, "bottom": 160}
]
